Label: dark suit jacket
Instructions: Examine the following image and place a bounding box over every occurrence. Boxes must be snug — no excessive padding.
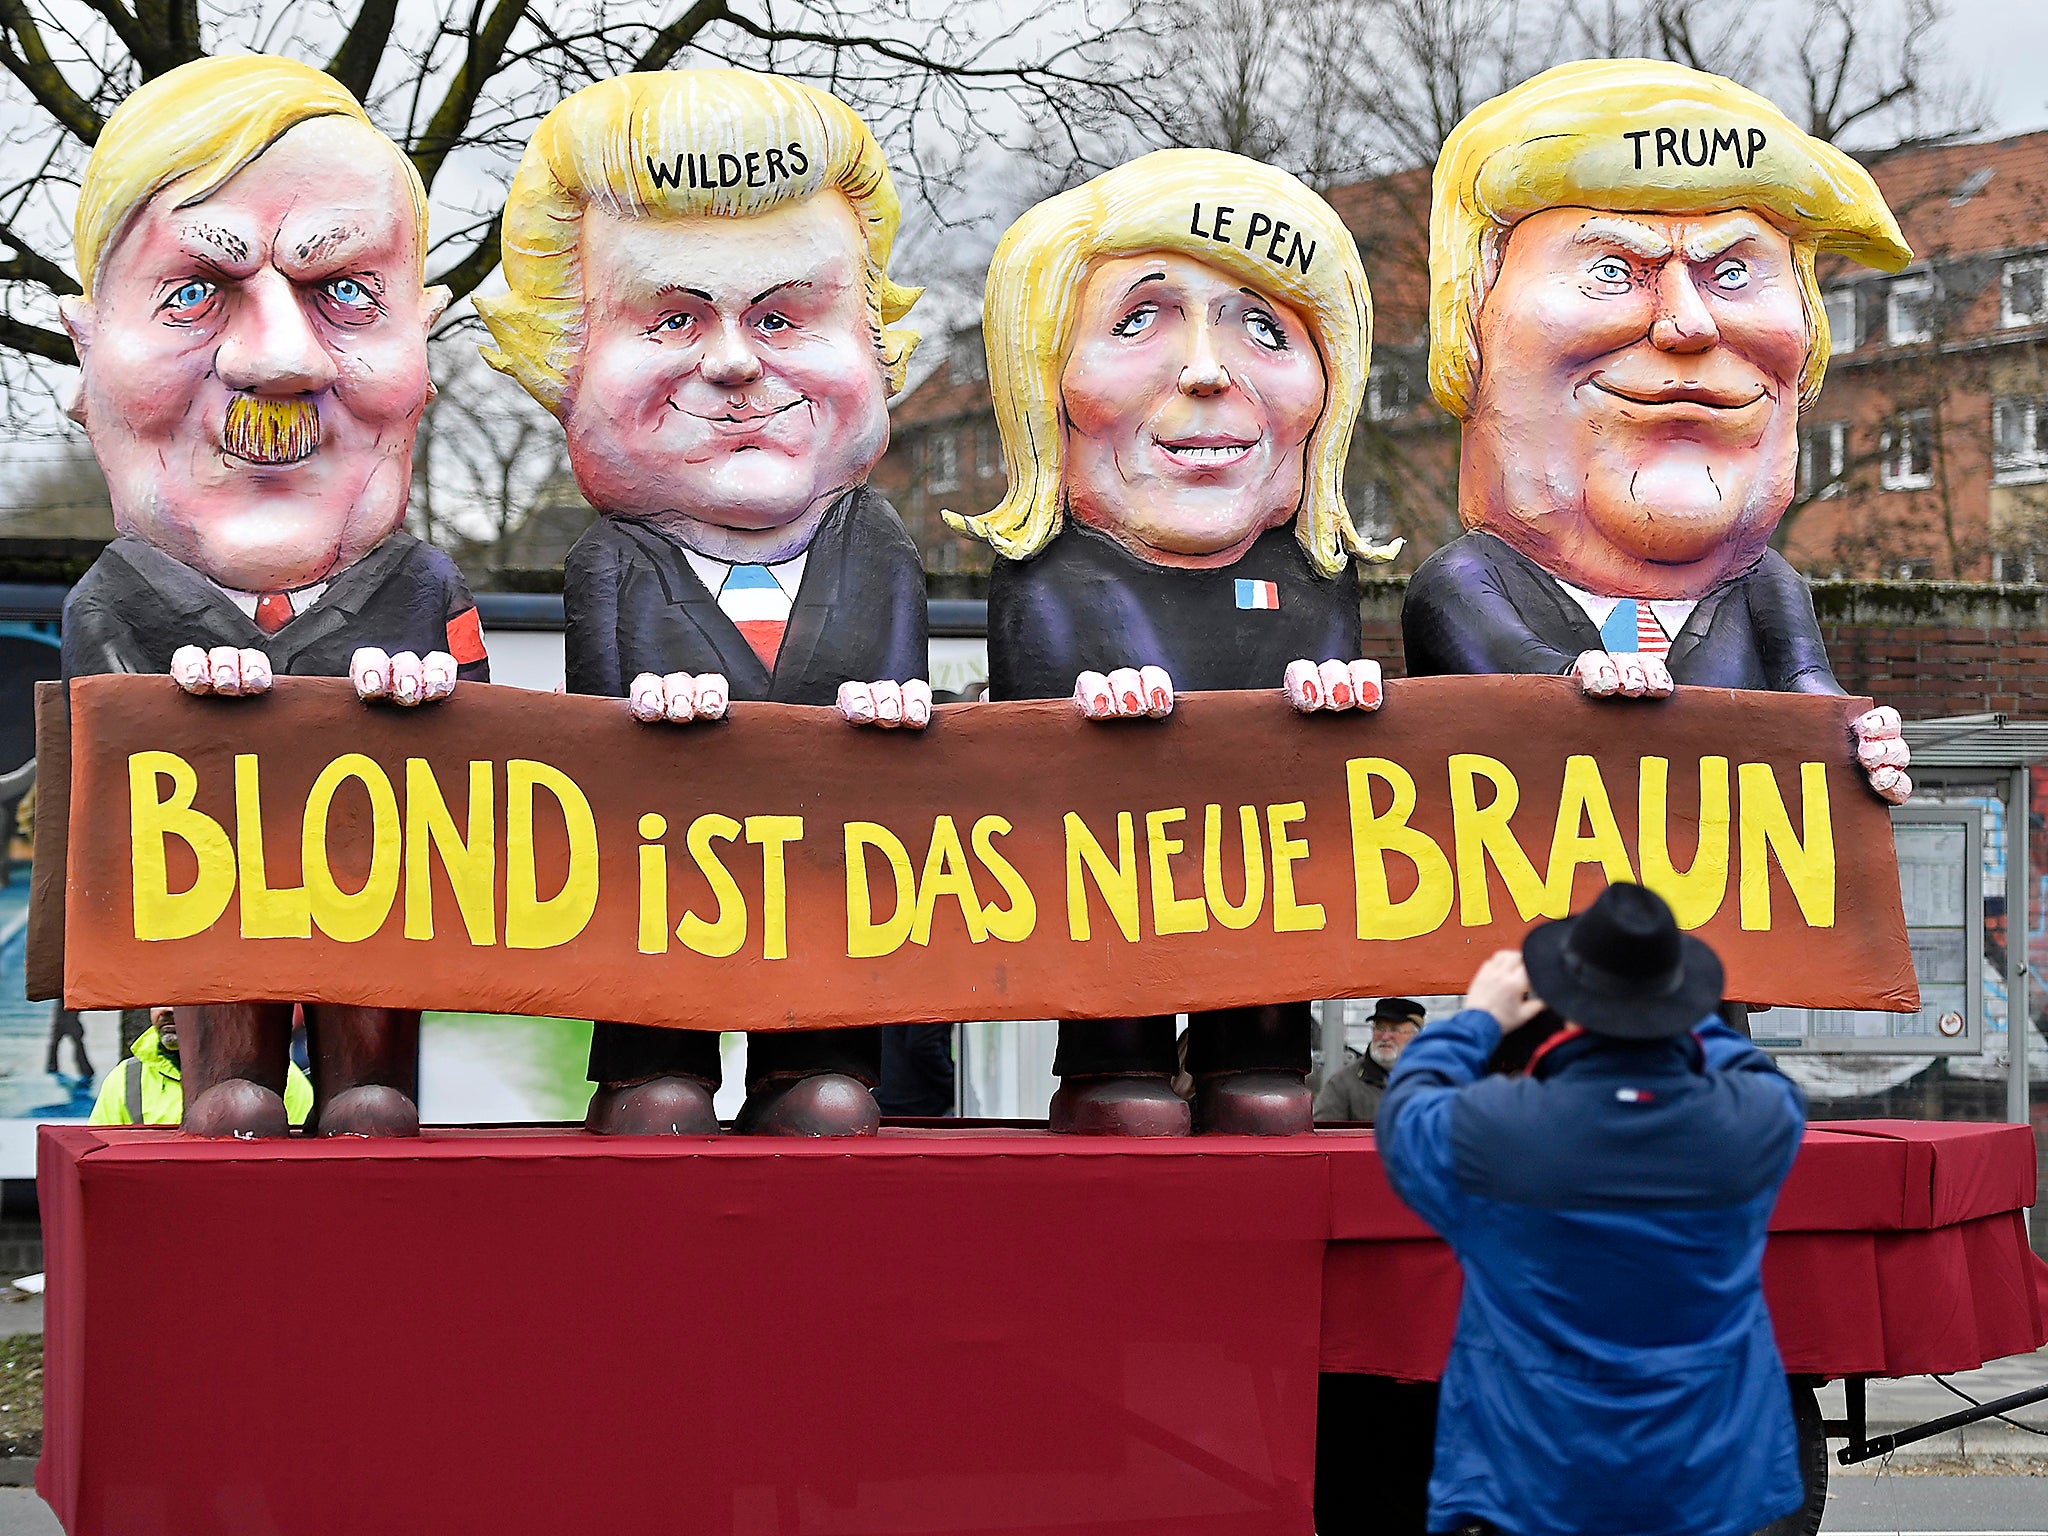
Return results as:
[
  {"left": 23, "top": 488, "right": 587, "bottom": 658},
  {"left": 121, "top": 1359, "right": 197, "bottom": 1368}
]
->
[
  {"left": 563, "top": 487, "right": 927, "bottom": 703},
  {"left": 61, "top": 532, "right": 489, "bottom": 684},
  {"left": 988, "top": 521, "right": 1361, "bottom": 701},
  {"left": 1401, "top": 531, "right": 1842, "bottom": 694}
]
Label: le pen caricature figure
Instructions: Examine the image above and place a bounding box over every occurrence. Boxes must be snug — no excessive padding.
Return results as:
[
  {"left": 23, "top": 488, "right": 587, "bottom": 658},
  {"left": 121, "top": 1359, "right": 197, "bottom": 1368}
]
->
[{"left": 951, "top": 149, "right": 1400, "bottom": 1137}]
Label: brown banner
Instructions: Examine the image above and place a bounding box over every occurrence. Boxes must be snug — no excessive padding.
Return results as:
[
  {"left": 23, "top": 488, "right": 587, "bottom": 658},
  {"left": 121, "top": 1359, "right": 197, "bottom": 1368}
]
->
[{"left": 37, "top": 673, "right": 1916, "bottom": 1025}]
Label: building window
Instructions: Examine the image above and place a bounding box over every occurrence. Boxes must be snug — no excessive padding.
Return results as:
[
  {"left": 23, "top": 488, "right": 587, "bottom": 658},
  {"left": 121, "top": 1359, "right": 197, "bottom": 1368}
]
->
[
  {"left": 1824, "top": 286, "right": 1858, "bottom": 354},
  {"left": 1797, "top": 420, "right": 1847, "bottom": 499},
  {"left": 951, "top": 344, "right": 986, "bottom": 385},
  {"left": 1886, "top": 273, "right": 1937, "bottom": 346},
  {"left": 1993, "top": 397, "right": 2048, "bottom": 483},
  {"left": 976, "top": 421, "right": 1001, "bottom": 480},
  {"left": 927, "top": 429, "right": 959, "bottom": 493},
  {"left": 1366, "top": 362, "right": 1409, "bottom": 423},
  {"left": 2002, "top": 258, "right": 2048, "bottom": 328},
  {"left": 1880, "top": 409, "right": 1935, "bottom": 490}
]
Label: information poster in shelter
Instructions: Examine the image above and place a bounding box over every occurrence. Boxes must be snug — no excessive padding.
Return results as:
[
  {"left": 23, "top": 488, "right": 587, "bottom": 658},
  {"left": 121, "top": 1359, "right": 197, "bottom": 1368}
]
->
[{"left": 34, "top": 674, "right": 1917, "bottom": 1026}]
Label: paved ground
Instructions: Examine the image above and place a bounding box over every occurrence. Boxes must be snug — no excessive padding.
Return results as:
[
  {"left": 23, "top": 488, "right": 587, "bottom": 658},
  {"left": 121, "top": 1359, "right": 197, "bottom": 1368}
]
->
[{"left": 1821, "top": 1472, "right": 2048, "bottom": 1529}]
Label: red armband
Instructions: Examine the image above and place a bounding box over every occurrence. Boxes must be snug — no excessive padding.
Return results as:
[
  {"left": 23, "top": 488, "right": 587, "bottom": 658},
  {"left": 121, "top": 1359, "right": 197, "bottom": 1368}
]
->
[{"left": 445, "top": 606, "right": 487, "bottom": 665}]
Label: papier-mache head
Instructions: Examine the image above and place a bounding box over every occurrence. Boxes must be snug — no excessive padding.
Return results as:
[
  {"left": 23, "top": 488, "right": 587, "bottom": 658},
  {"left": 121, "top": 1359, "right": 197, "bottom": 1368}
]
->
[
  {"left": 63, "top": 54, "right": 442, "bottom": 592},
  {"left": 1428, "top": 60, "right": 1912, "bottom": 596},
  {"left": 479, "top": 69, "right": 920, "bottom": 537},
  {"left": 954, "top": 149, "right": 1396, "bottom": 577}
]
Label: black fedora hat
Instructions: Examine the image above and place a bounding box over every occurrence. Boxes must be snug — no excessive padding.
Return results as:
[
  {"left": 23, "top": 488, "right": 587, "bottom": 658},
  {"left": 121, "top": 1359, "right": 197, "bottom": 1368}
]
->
[{"left": 1521, "top": 883, "right": 1723, "bottom": 1040}]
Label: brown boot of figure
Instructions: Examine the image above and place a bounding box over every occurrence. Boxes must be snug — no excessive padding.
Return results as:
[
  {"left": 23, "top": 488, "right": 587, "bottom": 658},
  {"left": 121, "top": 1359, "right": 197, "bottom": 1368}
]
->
[
  {"left": 1048, "top": 1074, "right": 1191, "bottom": 1137},
  {"left": 735, "top": 1073, "right": 879, "bottom": 1136},
  {"left": 586, "top": 1077, "right": 720, "bottom": 1135},
  {"left": 183, "top": 1079, "right": 291, "bottom": 1139},
  {"left": 178, "top": 1003, "right": 293, "bottom": 1137},
  {"left": 305, "top": 1004, "right": 422, "bottom": 1139},
  {"left": 318, "top": 1085, "right": 420, "bottom": 1138},
  {"left": 1194, "top": 1070, "right": 1312, "bottom": 1135}
]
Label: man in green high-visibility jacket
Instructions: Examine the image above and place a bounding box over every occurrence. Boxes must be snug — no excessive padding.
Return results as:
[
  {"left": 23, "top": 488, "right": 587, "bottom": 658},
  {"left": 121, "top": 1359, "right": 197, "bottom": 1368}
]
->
[{"left": 90, "top": 1010, "right": 314, "bottom": 1128}]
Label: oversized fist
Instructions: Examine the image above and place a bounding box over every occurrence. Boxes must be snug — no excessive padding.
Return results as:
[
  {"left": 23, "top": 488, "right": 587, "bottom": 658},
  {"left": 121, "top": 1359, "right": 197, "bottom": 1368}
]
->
[
  {"left": 1572, "top": 650, "right": 1674, "bottom": 700},
  {"left": 171, "top": 644, "right": 272, "bottom": 698},
  {"left": 628, "top": 671, "right": 729, "bottom": 724},
  {"left": 1853, "top": 706, "right": 1913, "bottom": 805},
  {"left": 1073, "top": 665, "right": 1173, "bottom": 721},
  {"left": 351, "top": 648, "right": 457, "bottom": 705},
  {"left": 1285, "top": 658, "right": 1385, "bottom": 713},
  {"left": 836, "top": 679, "right": 933, "bottom": 729}
]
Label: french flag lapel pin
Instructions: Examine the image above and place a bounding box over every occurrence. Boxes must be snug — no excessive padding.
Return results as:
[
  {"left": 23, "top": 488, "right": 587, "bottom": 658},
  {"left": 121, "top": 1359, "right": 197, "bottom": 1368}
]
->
[{"left": 1235, "top": 578, "right": 1280, "bottom": 611}]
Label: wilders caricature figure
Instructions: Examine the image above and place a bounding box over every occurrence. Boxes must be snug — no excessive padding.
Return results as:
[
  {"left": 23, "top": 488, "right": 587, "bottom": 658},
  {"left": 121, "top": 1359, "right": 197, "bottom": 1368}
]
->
[
  {"left": 1403, "top": 59, "right": 1914, "bottom": 804},
  {"left": 479, "top": 70, "right": 929, "bottom": 1137},
  {"left": 59, "top": 56, "right": 487, "bottom": 1139},
  {"left": 951, "top": 150, "right": 1399, "bottom": 1137}
]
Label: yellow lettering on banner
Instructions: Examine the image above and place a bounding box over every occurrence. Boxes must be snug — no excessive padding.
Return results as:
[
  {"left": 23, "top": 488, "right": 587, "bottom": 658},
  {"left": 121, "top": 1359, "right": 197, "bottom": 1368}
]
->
[
  {"left": 1638, "top": 757, "right": 1730, "bottom": 929},
  {"left": 679, "top": 814, "right": 746, "bottom": 958},
  {"left": 129, "top": 750, "right": 234, "bottom": 942},
  {"left": 1065, "top": 811, "right": 1139, "bottom": 942},
  {"left": 1449, "top": 755, "right": 1548, "bottom": 925},
  {"left": 1267, "top": 802, "right": 1325, "bottom": 933},
  {"left": 1145, "top": 808, "right": 1209, "bottom": 936},
  {"left": 1345, "top": 758, "right": 1454, "bottom": 941},
  {"left": 846, "top": 821, "right": 916, "bottom": 958},
  {"left": 233, "top": 755, "right": 309, "bottom": 938},
  {"left": 972, "top": 815, "right": 1038, "bottom": 943},
  {"left": 637, "top": 812, "right": 670, "bottom": 955},
  {"left": 404, "top": 760, "right": 496, "bottom": 945},
  {"left": 913, "top": 815, "right": 990, "bottom": 945},
  {"left": 1543, "top": 755, "right": 1636, "bottom": 909},
  {"left": 746, "top": 815, "right": 803, "bottom": 961},
  {"left": 1739, "top": 762, "right": 1836, "bottom": 930},
  {"left": 302, "top": 754, "right": 401, "bottom": 944},
  {"left": 1203, "top": 804, "right": 1266, "bottom": 930},
  {"left": 506, "top": 760, "right": 599, "bottom": 949}
]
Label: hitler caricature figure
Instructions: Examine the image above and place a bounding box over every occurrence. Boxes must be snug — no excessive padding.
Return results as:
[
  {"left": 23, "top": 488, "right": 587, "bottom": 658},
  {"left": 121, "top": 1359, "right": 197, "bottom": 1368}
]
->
[
  {"left": 952, "top": 150, "right": 1398, "bottom": 1136},
  {"left": 480, "top": 71, "right": 928, "bottom": 1137},
  {"left": 1403, "top": 60, "right": 1913, "bottom": 804},
  {"left": 58, "top": 57, "right": 487, "bottom": 1138}
]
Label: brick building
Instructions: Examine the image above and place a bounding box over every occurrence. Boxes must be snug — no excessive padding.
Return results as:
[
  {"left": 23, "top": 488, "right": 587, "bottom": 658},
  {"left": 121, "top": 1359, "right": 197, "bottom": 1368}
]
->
[{"left": 878, "top": 132, "right": 2048, "bottom": 585}]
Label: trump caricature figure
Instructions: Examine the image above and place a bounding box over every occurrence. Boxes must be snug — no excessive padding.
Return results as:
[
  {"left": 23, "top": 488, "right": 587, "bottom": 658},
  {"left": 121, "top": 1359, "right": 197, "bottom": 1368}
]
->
[{"left": 1402, "top": 60, "right": 1914, "bottom": 805}]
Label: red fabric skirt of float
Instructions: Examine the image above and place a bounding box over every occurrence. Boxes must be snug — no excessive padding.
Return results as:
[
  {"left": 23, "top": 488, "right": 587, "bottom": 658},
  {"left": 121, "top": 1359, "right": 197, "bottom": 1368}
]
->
[{"left": 36, "top": 1119, "right": 2046, "bottom": 1536}]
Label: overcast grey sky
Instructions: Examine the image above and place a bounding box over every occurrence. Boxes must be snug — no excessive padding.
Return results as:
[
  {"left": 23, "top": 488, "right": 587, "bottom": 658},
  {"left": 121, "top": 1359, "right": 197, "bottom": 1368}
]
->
[{"left": 1952, "top": 0, "right": 2048, "bottom": 135}]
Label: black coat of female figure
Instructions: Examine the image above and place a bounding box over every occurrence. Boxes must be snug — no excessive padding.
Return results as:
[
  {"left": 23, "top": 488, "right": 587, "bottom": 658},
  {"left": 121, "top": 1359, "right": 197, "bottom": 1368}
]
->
[{"left": 989, "top": 519, "right": 1360, "bottom": 1098}]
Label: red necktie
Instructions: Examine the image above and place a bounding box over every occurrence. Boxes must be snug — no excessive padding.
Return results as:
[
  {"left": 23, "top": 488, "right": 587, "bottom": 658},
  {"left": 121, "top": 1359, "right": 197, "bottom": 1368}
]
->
[{"left": 253, "top": 593, "right": 293, "bottom": 635}]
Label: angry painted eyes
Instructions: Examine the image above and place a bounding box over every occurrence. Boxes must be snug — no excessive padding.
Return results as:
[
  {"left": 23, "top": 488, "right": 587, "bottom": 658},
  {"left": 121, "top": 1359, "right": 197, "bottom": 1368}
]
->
[
  {"left": 1106, "top": 300, "right": 1291, "bottom": 350},
  {"left": 1585, "top": 254, "right": 1755, "bottom": 294},
  {"left": 156, "top": 275, "right": 383, "bottom": 323}
]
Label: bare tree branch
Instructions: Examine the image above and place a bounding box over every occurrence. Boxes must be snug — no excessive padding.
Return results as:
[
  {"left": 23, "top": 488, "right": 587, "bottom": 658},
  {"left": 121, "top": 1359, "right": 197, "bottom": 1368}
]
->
[
  {"left": 0, "top": 0, "right": 109, "bottom": 143},
  {"left": 326, "top": 0, "right": 402, "bottom": 99}
]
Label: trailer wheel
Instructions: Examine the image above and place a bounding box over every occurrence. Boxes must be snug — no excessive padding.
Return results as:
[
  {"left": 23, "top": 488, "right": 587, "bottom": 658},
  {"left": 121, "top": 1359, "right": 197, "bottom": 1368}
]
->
[{"left": 1753, "top": 1376, "right": 1827, "bottom": 1536}]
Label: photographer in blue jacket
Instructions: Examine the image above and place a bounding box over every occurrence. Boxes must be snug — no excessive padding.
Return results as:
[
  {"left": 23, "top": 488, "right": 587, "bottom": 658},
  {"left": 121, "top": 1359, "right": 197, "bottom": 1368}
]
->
[{"left": 1379, "top": 883, "right": 1808, "bottom": 1536}]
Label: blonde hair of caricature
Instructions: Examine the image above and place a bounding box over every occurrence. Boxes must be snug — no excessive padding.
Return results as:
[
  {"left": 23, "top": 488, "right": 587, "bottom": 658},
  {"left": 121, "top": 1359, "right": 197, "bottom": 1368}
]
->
[
  {"left": 1429, "top": 58, "right": 1913, "bottom": 420},
  {"left": 950, "top": 149, "right": 1387, "bottom": 578},
  {"left": 74, "top": 54, "right": 428, "bottom": 300},
  {"left": 478, "top": 69, "right": 921, "bottom": 414}
]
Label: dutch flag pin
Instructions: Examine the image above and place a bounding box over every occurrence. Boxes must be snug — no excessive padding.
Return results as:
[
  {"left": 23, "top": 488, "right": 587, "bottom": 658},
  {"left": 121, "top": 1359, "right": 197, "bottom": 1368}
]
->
[{"left": 1235, "top": 579, "right": 1280, "bottom": 611}]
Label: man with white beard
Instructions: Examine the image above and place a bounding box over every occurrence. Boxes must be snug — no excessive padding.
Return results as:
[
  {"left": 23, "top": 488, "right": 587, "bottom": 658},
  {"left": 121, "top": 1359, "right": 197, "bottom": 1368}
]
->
[{"left": 1314, "top": 998, "right": 1426, "bottom": 1124}]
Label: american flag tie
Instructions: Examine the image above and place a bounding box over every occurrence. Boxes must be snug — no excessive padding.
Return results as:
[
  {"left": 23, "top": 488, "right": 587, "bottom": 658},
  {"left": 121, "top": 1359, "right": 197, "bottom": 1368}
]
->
[{"left": 1599, "top": 599, "right": 1668, "bottom": 658}]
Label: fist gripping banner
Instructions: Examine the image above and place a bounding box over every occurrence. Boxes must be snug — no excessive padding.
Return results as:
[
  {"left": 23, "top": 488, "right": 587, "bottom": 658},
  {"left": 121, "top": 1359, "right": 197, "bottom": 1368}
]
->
[{"left": 34, "top": 675, "right": 1916, "bottom": 1026}]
